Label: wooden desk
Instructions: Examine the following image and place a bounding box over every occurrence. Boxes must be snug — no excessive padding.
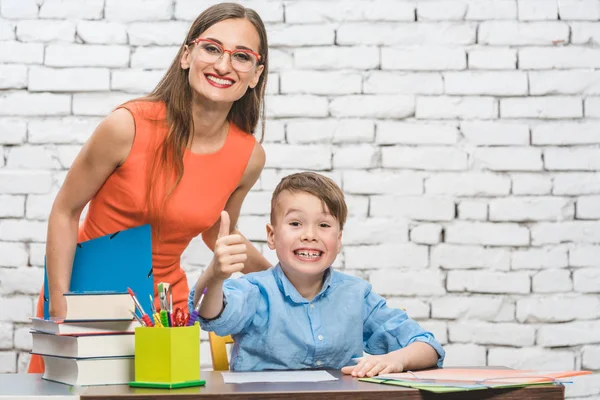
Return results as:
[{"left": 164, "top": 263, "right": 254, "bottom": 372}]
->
[{"left": 81, "top": 370, "right": 564, "bottom": 400}]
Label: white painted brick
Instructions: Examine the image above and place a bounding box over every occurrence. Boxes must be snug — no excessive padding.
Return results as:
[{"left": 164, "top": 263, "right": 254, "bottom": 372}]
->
[
  {"left": 574, "top": 268, "right": 600, "bottom": 293},
  {"left": 0, "top": 41, "right": 43, "bottom": 64},
  {"left": 533, "top": 121, "right": 600, "bottom": 145},
  {"left": 333, "top": 145, "right": 378, "bottom": 169},
  {"left": 266, "top": 95, "right": 328, "bottom": 118},
  {"left": 582, "top": 346, "right": 600, "bottom": 369},
  {"left": 489, "top": 197, "right": 574, "bottom": 222},
  {"left": 417, "top": 1, "right": 467, "bottom": 20},
  {"left": 479, "top": 21, "right": 568, "bottom": 45},
  {"left": 364, "top": 72, "right": 444, "bottom": 95},
  {"left": 29, "top": 67, "right": 109, "bottom": 92},
  {"left": 488, "top": 348, "right": 575, "bottom": 370},
  {"left": 176, "top": 1, "right": 283, "bottom": 23},
  {"left": 564, "top": 373, "right": 600, "bottom": 398},
  {"left": 287, "top": 119, "right": 374, "bottom": 144},
  {"left": 1, "top": 0, "right": 37, "bottom": 19},
  {"left": 260, "top": 170, "right": 342, "bottom": 192},
  {"left": 257, "top": 119, "right": 284, "bottom": 145},
  {"left": 457, "top": 199, "right": 488, "bottom": 220},
  {"left": 6, "top": 146, "right": 58, "bottom": 170},
  {"left": 0, "top": 267, "right": 43, "bottom": 295},
  {"left": 105, "top": 0, "right": 172, "bottom": 21},
  {"left": 131, "top": 46, "right": 179, "bottom": 69},
  {"left": 262, "top": 143, "right": 331, "bottom": 170},
  {"left": 443, "top": 344, "right": 487, "bottom": 367},
  {"left": 445, "top": 71, "right": 527, "bottom": 96},
  {"left": 559, "top": 0, "right": 600, "bottom": 20},
  {"left": 72, "top": 92, "right": 137, "bottom": 116},
  {"left": 554, "top": 173, "right": 600, "bottom": 195},
  {"left": 0, "top": 220, "right": 46, "bottom": 242},
  {"left": 0, "top": 195, "right": 25, "bottom": 217},
  {"left": 532, "top": 269, "right": 572, "bottom": 292},
  {"left": 586, "top": 96, "right": 600, "bottom": 117},
  {"left": 46, "top": 44, "right": 130, "bottom": 67},
  {"left": 465, "top": 0, "right": 517, "bottom": 20},
  {"left": 468, "top": 47, "right": 517, "bottom": 69},
  {"left": 538, "top": 320, "right": 600, "bottom": 346},
  {"left": 26, "top": 191, "right": 58, "bottom": 220},
  {"left": 416, "top": 96, "right": 498, "bottom": 119},
  {"left": 128, "top": 21, "right": 188, "bottom": 46},
  {"left": 460, "top": 121, "right": 529, "bottom": 145},
  {"left": 268, "top": 24, "right": 335, "bottom": 46},
  {"left": 0, "top": 296, "right": 33, "bottom": 323},
  {"left": 343, "top": 218, "right": 409, "bottom": 245},
  {"left": 0, "top": 323, "right": 11, "bottom": 349},
  {"left": 530, "top": 70, "right": 600, "bottom": 95},
  {"left": 331, "top": 95, "right": 415, "bottom": 119},
  {"left": 512, "top": 246, "right": 569, "bottom": 269},
  {"left": 29, "top": 243, "right": 45, "bottom": 267},
  {"left": 266, "top": 74, "right": 279, "bottom": 95},
  {"left": 337, "top": 22, "right": 476, "bottom": 46},
  {"left": 345, "top": 195, "right": 369, "bottom": 218},
  {"left": 446, "top": 222, "right": 530, "bottom": 246},
  {"left": 427, "top": 173, "right": 510, "bottom": 196},
  {"left": 381, "top": 47, "right": 466, "bottom": 70},
  {"left": 269, "top": 49, "right": 293, "bottom": 72},
  {"left": 511, "top": 174, "right": 552, "bottom": 195},
  {"left": 13, "top": 327, "right": 31, "bottom": 351},
  {"left": 0, "top": 242, "right": 28, "bottom": 267},
  {"left": 571, "top": 22, "right": 600, "bottom": 44},
  {"left": 381, "top": 147, "right": 468, "bottom": 170},
  {"left": 16, "top": 20, "right": 75, "bottom": 42},
  {"left": 370, "top": 269, "right": 445, "bottom": 295},
  {"left": 431, "top": 296, "right": 514, "bottom": 321},
  {"left": 387, "top": 298, "right": 430, "bottom": 319},
  {"left": 518, "top": 0, "right": 558, "bottom": 20},
  {"left": 431, "top": 244, "right": 510, "bottom": 270},
  {"left": 577, "top": 195, "right": 600, "bottom": 219},
  {"left": 236, "top": 215, "right": 269, "bottom": 242},
  {"left": 0, "top": 19, "right": 15, "bottom": 40},
  {"left": 29, "top": 117, "right": 99, "bottom": 144},
  {"left": 0, "top": 352, "right": 16, "bottom": 373},
  {"left": 370, "top": 196, "right": 455, "bottom": 221},
  {"left": 449, "top": 321, "right": 535, "bottom": 345},
  {"left": 0, "top": 170, "right": 52, "bottom": 194},
  {"left": 473, "top": 147, "right": 542, "bottom": 171},
  {"left": 111, "top": 69, "right": 164, "bottom": 93},
  {"left": 294, "top": 46, "right": 379, "bottom": 70},
  {"left": 520, "top": 47, "right": 600, "bottom": 69},
  {"left": 531, "top": 222, "right": 600, "bottom": 245},
  {"left": 0, "top": 92, "right": 70, "bottom": 116},
  {"left": 286, "top": 1, "right": 414, "bottom": 23},
  {"left": 343, "top": 171, "right": 422, "bottom": 195},
  {"left": 518, "top": 295, "right": 600, "bottom": 322},
  {"left": 344, "top": 244, "right": 428, "bottom": 269},
  {"left": 410, "top": 224, "right": 442, "bottom": 245},
  {"left": 55, "top": 145, "right": 82, "bottom": 170},
  {"left": 39, "top": 0, "right": 103, "bottom": 19},
  {"left": 420, "top": 321, "right": 448, "bottom": 344},
  {"left": 281, "top": 71, "right": 361, "bottom": 95},
  {"left": 77, "top": 21, "right": 128, "bottom": 44},
  {"left": 377, "top": 121, "right": 458, "bottom": 145},
  {"left": 545, "top": 148, "right": 600, "bottom": 171},
  {"left": 0, "top": 65, "right": 26, "bottom": 89},
  {"left": 570, "top": 245, "right": 600, "bottom": 266},
  {"left": 501, "top": 97, "right": 582, "bottom": 119}
]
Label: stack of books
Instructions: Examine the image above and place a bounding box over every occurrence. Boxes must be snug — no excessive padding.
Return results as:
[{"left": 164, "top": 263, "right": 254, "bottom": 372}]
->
[{"left": 31, "top": 291, "right": 141, "bottom": 386}]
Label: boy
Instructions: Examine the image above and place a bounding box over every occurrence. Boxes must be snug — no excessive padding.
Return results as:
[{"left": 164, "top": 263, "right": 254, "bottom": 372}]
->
[{"left": 189, "top": 172, "right": 444, "bottom": 377}]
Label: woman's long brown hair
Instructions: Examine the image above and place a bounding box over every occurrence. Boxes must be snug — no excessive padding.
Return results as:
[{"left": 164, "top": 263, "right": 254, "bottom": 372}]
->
[{"left": 140, "top": 3, "right": 269, "bottom": 238}]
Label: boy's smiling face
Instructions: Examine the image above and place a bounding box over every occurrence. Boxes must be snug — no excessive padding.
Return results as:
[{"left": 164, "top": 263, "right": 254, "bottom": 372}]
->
[{"left": 267, "top": 190, "right": 342, "bottom": 280}]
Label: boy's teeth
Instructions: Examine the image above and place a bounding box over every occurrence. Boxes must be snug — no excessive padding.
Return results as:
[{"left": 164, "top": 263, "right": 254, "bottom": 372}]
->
[{"left": 295, "top": 250, "right": 321, "bottom": 258}]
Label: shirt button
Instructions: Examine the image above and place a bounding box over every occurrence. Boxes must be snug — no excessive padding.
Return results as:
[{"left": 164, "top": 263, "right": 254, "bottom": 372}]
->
[
  {"left": 316, "top": 361, "right": 322, "bottom": 366},
  {"left": 318, "top": 335, "right": 323, "bottom": 341},
  {"left": 310, "top": 304, "right": 315, "bottom": 309}
]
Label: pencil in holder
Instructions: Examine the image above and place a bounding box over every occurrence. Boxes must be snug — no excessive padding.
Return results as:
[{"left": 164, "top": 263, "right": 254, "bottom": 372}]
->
[{"left": 129, "top": 324, "right": 205, "bottom": 389}]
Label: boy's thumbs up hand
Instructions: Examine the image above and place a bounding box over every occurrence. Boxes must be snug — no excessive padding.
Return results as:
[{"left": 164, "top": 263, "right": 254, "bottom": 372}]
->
[{"left": 212, "top": 211, "right": 247, "bottom": 281}]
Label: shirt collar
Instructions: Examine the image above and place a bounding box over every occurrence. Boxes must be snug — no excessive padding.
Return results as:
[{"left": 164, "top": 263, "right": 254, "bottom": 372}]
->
[{"left": 273, "top": 263, "right": 334, "bottom": 304}]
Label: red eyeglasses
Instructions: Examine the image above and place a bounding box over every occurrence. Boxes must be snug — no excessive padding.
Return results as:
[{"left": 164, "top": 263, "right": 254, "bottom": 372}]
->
[{"left": 188, "top": 38, "right": 261, "bottom": 72}]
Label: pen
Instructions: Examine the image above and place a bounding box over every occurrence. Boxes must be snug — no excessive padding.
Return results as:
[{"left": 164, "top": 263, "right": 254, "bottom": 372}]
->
[
  {"left": 127, "top": 287, "right": 154, "bottom": 327},
  {"left": 186, "top": 287, "right": 207, "bottom": 326}
]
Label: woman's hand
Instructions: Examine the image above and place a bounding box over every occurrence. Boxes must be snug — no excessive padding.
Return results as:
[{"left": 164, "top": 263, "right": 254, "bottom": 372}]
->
[
  {"left": 211, "top": 211, "right": 247, "bottom": 282},
  {"left": 49, "top": 293, "right": 67, "bottom": 319},
  {"left": 341, "top": 354, "right": 405, "bottom": 378}
]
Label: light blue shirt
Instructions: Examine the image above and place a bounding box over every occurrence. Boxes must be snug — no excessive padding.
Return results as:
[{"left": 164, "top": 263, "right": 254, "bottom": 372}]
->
[{"left": 189, "top": 264, "right": 445, "bottom": 371}]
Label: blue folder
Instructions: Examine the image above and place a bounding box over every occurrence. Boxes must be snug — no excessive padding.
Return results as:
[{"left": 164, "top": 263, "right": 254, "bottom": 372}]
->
[{"left": 43, "top": 224, "right": 154, "bottom": 320}]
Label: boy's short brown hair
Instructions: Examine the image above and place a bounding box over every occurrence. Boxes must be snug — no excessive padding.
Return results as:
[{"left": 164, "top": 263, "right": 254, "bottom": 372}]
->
[{"left": 270, "top": 172, "right": 348, "bottom": 230}]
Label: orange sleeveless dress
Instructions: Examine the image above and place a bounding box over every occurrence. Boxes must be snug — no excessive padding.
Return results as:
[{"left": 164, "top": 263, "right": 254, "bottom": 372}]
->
[{"left": 28, "top": 100, "right": 257, "bottom": 373}]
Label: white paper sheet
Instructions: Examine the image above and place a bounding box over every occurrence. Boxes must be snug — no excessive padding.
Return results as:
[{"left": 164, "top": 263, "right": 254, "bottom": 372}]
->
[{"left": 221, "top": 370, "right": 338, "bottom": 384}]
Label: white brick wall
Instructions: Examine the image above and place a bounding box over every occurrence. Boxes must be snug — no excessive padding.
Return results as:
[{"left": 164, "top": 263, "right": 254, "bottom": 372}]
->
[{"left": 1, "top": 0, "right": 598, "bottom": 391}]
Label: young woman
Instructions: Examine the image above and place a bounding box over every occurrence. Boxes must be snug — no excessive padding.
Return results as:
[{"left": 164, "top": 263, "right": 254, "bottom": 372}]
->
[{"left": 29, "top": 2, "right": 271, "bottom": 373}]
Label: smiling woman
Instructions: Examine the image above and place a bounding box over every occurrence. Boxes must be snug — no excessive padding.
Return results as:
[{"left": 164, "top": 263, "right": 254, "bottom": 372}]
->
[{"left": 28, "top": 2, "right": 272, "bottom": 374}]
